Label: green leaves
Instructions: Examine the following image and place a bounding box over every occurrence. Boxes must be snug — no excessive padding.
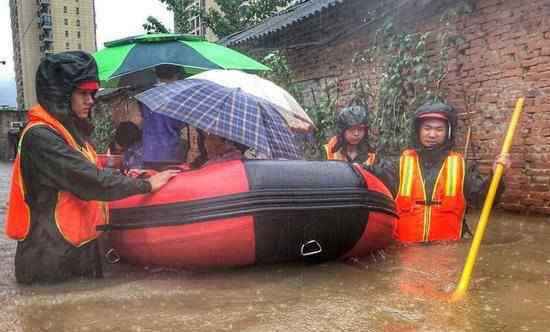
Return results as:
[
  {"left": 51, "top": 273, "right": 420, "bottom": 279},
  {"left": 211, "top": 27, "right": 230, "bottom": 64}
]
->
[
  {"left": 203, "top": 0, "right": 293, "bottom": 38},
  {"left": 154, "top": 0, "right": 293, "bottom": 38},
  {"left": 350, "top": 8, "right": 467, "bottom": 156},
  {"left": 143, "top": 16, "right": 169, "bottom": 34},
  {"left": 91, "top": 105, "right": 115, "bottom": 153},
  {"left": 148, "top": 0, "right": 199, "bottom": 34}
]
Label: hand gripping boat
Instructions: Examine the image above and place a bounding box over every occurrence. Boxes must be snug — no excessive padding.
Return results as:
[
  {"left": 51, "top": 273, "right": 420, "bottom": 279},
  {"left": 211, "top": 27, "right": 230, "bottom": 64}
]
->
[{"left": 103, "top": 160, "right": 397, "bottom": 268}]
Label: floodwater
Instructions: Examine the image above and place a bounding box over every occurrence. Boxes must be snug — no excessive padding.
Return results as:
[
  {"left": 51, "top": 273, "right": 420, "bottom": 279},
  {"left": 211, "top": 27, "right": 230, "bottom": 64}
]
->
[{"left": 0, "top": 161, "right": 548, "bottom": 332}]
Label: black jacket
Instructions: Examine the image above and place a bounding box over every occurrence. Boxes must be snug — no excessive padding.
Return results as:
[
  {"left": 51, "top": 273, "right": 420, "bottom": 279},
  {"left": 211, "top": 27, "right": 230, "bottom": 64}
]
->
[
  {"left": 14, "top": 52, "right": 151, "bottom": 284},
  {"left": 369, "top": 102, "right": 504, "bottom": 212}
]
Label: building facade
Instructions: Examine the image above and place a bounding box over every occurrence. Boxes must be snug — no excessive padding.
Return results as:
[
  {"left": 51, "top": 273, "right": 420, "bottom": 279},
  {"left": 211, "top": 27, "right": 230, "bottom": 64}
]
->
[
  {"left": 184, "top": 0, "right": 218, "bottom": 41},
  {"left": 9, "top": 0, "right": 97, "bottom": 110}
]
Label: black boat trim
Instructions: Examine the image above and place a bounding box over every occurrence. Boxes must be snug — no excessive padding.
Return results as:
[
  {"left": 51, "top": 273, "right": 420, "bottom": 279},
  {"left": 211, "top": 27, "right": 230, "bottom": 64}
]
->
[{"left": 99, "top": 187, "right": 397, "bottom": 231}]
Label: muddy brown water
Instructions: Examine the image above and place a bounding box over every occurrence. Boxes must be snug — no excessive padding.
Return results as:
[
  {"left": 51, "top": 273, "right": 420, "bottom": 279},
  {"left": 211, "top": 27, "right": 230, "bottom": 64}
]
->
[{"left": 0, "top": 162, "right": 548, "bottom": 331}]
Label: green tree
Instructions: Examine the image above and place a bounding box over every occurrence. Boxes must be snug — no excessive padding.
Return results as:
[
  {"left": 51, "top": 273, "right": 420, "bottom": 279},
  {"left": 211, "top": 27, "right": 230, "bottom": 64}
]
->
[
  {"left": 351, "top": 7, "right": 467, "bottom": 156},
  {"left": 153, "top": 0, "right": 292, "bottom": 37},
  {"left": 203, "top": 0, "right": 292, "bottom": 38},
  {"left": 146, "top": 0, "right": 198, "bottom": 34},
  {"left": 260, "top": 51, "right": 338, "bottom": 159},
  {"left": 143, "top": 16, "right": 170, "bottom": 34}
]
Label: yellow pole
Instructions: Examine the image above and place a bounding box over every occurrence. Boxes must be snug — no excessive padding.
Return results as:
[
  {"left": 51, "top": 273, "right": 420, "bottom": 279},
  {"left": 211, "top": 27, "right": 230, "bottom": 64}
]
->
[{"left": 451, "top": 97, "right": 524, "bottom": 302}]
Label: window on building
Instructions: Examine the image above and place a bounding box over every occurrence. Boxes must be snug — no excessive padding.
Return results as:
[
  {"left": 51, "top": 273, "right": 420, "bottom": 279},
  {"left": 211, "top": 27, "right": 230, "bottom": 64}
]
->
[
  {"left": 65, "top": 30, "right": 69, "bottom": 37},
  {"left": 66, "top": 42, "right": 70, "bottom": 50},
  {"left": 64, "top": 18, "right": 68, "bottom": 25},
  {"left": 63, "top": 6, "right": 67, "bottom": 13},
  {"left": 76, "top": 7, "right": 79, "bottom": 15},
  {"left": 77, "top": 31, "right": 81, "bottom": 39},
  {"left": 78, "top": 43, "right": 82, "bottom": 50},
  {"left": 76, "top": 19, "right": 80, "bottom": 27},
  {"left": 42, "top": 15, "right": 52, "bottom": 26}
]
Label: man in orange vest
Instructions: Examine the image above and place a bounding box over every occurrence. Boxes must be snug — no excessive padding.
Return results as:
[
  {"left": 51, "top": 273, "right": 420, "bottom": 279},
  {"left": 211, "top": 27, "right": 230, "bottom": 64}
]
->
[
  {"left": 323, "top": 105, "right": 376, "bottom": 166},
  {"left": 5, "top": 51, "right": 180, "bottom": 284},
  {"left": 367, "top": 102, "right": 510, "bottom": 243}
]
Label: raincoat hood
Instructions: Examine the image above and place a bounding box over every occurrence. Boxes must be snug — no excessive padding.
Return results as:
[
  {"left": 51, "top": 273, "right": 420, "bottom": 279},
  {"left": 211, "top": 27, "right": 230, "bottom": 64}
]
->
[
  {"left": 411, "top": 102, "right": 457, "bottom": 154},
  {"left": 35, "top": 51, "right": 99, "bottom": 143}
]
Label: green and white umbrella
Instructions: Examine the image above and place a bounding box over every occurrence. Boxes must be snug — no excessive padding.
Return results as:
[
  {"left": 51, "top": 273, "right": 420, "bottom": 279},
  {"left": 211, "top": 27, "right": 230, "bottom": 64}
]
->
[{"left": 93, "top": 33, "right": 270, "bottom": 88}]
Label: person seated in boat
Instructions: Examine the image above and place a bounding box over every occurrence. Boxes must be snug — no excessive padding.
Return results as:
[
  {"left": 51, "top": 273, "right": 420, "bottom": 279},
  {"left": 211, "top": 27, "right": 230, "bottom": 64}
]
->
[
  {"left": 107, "top": 140, "right": 124, "bottom": 155},
  {"left": 113, "top": 121, "right": 144, "bottom": 170},
  {"left": 366, "top": 102, "right": 510, "bottom": 244},
  {"left": 323, "top": 105, "right": 376, "bottom": 166},
  {"left": 140, "top": 64, "right": 188, "bottom": 170},
  {"left": 191, "top": 130, "right": 248, "bottom": 168},
  {"left": 5, "top": 51, "right": 180, "bottom": 285}
]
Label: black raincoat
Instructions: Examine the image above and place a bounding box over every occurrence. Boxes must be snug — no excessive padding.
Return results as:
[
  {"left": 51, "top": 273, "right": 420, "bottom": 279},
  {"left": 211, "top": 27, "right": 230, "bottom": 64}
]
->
[
  {"left": 14, "top": 52, "right": 152, "bottom": 284},
  {"left": 367, "top": 102, "right": 504, "bottom": 231}
]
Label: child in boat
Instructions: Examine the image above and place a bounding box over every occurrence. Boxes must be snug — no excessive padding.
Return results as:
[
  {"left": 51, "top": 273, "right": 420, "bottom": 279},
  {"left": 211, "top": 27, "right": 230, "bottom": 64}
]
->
[
  {"left": 113, "top": 121, "right": 144, "bottom": 170},
  {"left": 323, "top": 105, "right": 376, "bottom": 166}
]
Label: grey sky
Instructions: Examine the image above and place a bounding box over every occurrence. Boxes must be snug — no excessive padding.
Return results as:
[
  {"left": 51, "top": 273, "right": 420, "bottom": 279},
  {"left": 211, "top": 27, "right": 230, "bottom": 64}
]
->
[{"left": 0, "top": 0, "right": 174, "bottom": 105}]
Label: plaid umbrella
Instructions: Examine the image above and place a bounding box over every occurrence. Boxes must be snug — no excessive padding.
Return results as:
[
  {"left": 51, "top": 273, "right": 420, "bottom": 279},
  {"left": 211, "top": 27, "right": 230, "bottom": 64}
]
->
[
  {"left": 189, "top": 70, "right": 314, "bottom": 132},
  {"left": 135, "top": 79, "right": 301, "bottom": 160},
  {"left": 93, "top": 33, "right": 270, "bottom": 88}
]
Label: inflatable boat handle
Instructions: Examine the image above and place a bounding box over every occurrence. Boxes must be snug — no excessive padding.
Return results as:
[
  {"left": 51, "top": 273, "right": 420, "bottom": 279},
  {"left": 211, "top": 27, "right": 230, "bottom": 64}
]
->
[
  {"left": 300, "top": 240, "right": 322, "bottom": 257},
  {"left": 105, "top": 248, "right": 121, "bottom": 264}
]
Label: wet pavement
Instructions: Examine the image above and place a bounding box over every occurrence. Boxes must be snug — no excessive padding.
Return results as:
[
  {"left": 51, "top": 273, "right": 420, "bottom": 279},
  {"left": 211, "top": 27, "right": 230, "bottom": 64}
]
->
[{"left": 0, "top": 161, "right": 549, "bottom": 331}]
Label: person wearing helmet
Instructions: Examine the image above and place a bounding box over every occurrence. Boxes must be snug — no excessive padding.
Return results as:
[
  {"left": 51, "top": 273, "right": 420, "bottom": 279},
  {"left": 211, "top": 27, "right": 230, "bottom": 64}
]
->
[
  {"left": 323, "top": 105, "right": 376, "bottom": 166},
  {"left": 5, "top": 51, "right": 180, "bottom": 284},
  {"left": 367, "top": 101, "right": 510, "bottom": 244}
]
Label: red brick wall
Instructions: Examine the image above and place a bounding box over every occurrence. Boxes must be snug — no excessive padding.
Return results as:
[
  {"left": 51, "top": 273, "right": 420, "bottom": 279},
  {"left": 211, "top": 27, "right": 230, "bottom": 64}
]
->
[{"left": 235, "top": 0, "right": 550, "bottom": 213}]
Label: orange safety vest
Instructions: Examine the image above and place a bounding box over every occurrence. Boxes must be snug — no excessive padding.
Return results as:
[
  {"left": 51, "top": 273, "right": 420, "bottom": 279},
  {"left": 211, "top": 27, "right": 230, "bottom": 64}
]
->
[
  {"left": 5, "top": 105, "right": 108, "bottom": 247},
  {"left": 395, "top": 149, "right": 466, "bottom": 243},
  {"left": 323, "top": 136, "right": 376, "bottom": 166}
]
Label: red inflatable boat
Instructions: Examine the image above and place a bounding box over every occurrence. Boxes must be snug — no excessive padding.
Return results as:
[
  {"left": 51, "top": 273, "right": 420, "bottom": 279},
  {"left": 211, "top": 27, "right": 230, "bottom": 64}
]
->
[{"left": 104, "top": 160, "right": 397, "bottom": 268}]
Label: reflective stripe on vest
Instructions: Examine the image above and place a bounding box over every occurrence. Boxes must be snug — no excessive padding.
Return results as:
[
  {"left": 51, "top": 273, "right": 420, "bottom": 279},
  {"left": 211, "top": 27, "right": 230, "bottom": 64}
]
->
[
  {"left": 395, "top": 149, "right": 466, "bottom": 243},
  {"left": 5, "top": 105, "right": 108, "bottom": 247},
  {"left": 324, "top": 136, "right": 376, "bottom": 166}
]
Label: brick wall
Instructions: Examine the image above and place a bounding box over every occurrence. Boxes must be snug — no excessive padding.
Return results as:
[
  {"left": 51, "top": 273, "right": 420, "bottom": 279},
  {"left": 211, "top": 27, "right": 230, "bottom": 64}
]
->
[{"left": 235, "top": 0, "right": 550, "bottom": 213}]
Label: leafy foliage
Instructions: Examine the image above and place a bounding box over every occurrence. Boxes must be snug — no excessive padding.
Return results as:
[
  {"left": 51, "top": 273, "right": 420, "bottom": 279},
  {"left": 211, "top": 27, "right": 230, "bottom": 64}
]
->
[
  {"left": 259, "top": 50, "right": 336, "bottom": 159},
  {"left": 351, "top": 8, "right": 465, "bottom": 156},
  {"left": 90, "top": 106, "right": 114, "bottom": 153},
  {"left": 146, "top": 0, "right": 198, "bottom": 34},
  {"left": 260, "top": 51, "right": 301, "bottom": 101},
  {"left": 302, "top": 84, "right": 338, "bottom": 159},
  {"left": 143, "top": 16, "right": 170, "bottom": 34},
  {"left": 152, "top": 0, "right": 293, "bottom": 38},
  {"left": 163, "top": 0, "right": 199, "bottom": 33},
  {"left": 201, "top": 0, "right": 293, "bottom": 38}
]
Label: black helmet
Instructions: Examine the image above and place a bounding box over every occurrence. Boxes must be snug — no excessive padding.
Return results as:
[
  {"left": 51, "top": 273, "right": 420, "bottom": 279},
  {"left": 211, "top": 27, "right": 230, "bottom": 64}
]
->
[
  {"left": 331, "top": 105, "right": 372, "bottom": 154},
  {"left": 336, "top": 105, "right": 368, "bottom": 134},
  {"left": 411, "top": 102, "right": 457, "bottom": 150}
]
